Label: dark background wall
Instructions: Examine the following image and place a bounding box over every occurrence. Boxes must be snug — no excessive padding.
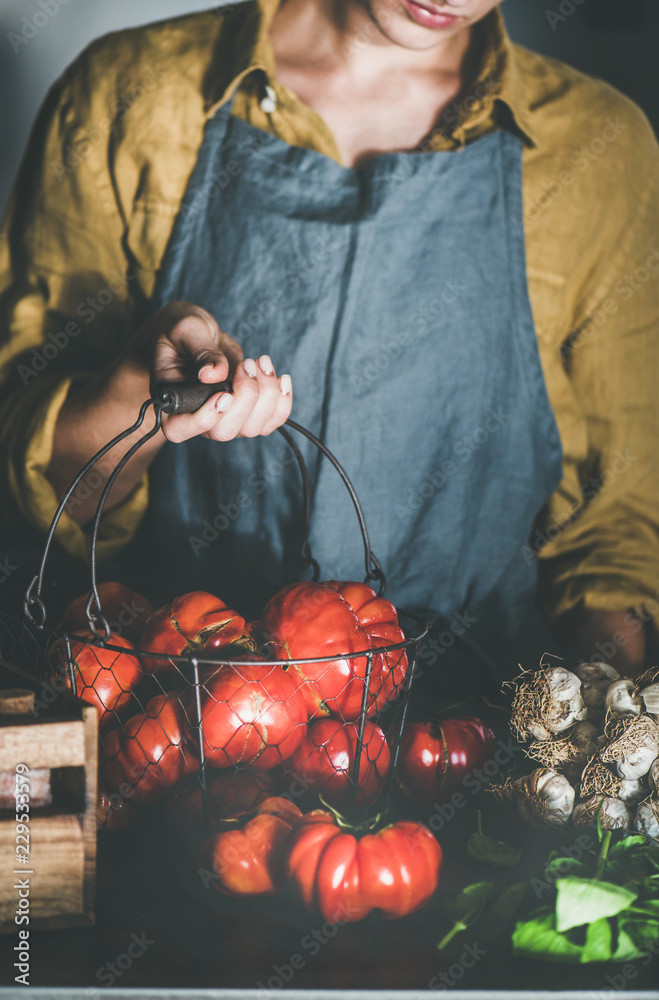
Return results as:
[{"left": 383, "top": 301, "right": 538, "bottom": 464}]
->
[{"left": 0, "top": 0, "right": 657, "bottom": 219}]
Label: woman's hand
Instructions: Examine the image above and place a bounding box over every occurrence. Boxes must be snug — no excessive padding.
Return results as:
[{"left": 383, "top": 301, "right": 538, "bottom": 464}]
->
[
  {"left": 48, "top": 302, "right": 292, "bottom": 526},
  {"left": 145, "top": 302, "right": 292, "bottom": 442}
]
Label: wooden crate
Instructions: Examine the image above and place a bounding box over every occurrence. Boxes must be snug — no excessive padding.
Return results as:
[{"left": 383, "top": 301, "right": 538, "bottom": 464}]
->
[{"left": 0, "top": 660, "right": 97, "bottom": 932}]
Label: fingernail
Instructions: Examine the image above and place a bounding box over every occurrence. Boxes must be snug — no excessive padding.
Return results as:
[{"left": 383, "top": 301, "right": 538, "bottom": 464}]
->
[
  {"left": 259, "top": 354, "right": 274, "bottom": 375},
  {"left": 243, "top": 358, "right": 258, "bottom": 379},
  {"left": 198, "top": 364, "right": 214, "bottom": 379},
  {"left": 215, "top": 393, "right": 233, "bottom": 413},
  {"left": 280, "top": 374, "right": 292, "bottom": 396}
]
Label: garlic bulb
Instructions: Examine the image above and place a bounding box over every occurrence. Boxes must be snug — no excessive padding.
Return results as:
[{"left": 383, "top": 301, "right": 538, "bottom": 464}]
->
[
  {"left": 576, "top": 662, "right": 620, "bottom": 710},
  {"left": 615, "top": 747, "right": 658, "bottom": 780},
  {"left": 573, "top": 795, "right": 631, "bottom": 830},
  {"left": 640, "top": 683, "right": 659, "bottom": 717},
  {"left": 605, "top": 679, "right": 642, "bottom": 718},
  {"left": 649, "top": 758, "right": 659, "bottom": 792},
  {"left": 514, "top": 768, "right": 575, "bottom": 828},
  {"left": 545, "top": 667, "right": 587, "bottom": 734},
  {"left": 618, "top": 778, "right": 647, "bottom": 805},
  {"left": 510, "top": 665, "right": 587, "bottom": 742},
  {"left": 635, "top": 798, "right": 659, "bottom": 838}
]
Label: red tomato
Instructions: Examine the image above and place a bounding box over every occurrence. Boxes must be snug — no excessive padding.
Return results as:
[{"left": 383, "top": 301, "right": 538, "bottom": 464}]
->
[
  {"left": 198, "top": 660, "right": 308, "bottom": 769},
  {"left": 259, "top": 580, "right": 408, "bottom": 720},
  {"left": 284, "top": 719, "right": 390, "bottom": 808},
  {"left": 199, "top": 796, "right": 304, "bottom": 896},
  {"left": 48, "top": 633, "right": 142, "bottom": 728},
  {"left": 60, "top": 582, "right": 154, "bottom": 645},
  {"left": 140, "top": 591, "right": 251, "bottom": 675},
  {"left": 287, "top": 814, "right": 442, "bottom": 922},
  {"left": 167, "top": 769, "right": 276, "bottom": 836},
  {"left": 102, "top": 694, "right": 198, "bottom": 804},
  {"left": 398, "top": 717, "right": 497, "bottom": 804}
]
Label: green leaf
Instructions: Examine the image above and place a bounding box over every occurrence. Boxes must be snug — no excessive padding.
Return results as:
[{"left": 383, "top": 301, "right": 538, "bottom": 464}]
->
[
  {"left": 512, "top": 912, "right": 583, "bottom": 964},
  {"left": 438, "top": 882, "right": 495, "bottom": 951},
  {"left": 467, "top": 832, "right": 522, "bottom": 868},
  {"left": 609, "top": 835, "right": 649, "bottom": 857},
  {"left": 618, "top": 917, "right": 659, "bottom": 953},
  {"left": 581, "top": 918, "right": 613, "bottom": 962},
  {"left": 556, "top": 878, "right": 638, "bottom": 932},
  {"left": 612, "top": 924, "right": 646, "bottom": 962},
  {"left": 545, "top": 856, "right": 587, "bottom": 878},
  {"left": 452, "top": 881, "right": 496, "bottom": 920}
]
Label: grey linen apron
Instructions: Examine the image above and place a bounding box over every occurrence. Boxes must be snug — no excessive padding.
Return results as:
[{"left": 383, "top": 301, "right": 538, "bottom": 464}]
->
[{"left": 139, "top": 91, "right": 563, "bottom": 676}]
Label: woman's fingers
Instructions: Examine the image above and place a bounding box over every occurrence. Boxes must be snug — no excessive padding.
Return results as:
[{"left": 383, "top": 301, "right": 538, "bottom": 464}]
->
[
  {"left": 143, "top": 302, "right": 290, "bottom": 443},
  {"left": 204, "top": 356, "right": 291, "bottom": 442},
  {"left": 162, "top": 355, "right": 292, "bottom": 443}
]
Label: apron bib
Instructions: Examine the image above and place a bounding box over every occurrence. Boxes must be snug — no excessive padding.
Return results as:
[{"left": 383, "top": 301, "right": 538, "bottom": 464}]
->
[{"left": 136, "top": 93, "right": 563, "bottom": 674}]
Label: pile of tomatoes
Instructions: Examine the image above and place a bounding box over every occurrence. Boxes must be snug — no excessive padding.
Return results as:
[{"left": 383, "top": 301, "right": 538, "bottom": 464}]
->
[{"left": 49, "top": 578, "right": 497, "bottom": 924}]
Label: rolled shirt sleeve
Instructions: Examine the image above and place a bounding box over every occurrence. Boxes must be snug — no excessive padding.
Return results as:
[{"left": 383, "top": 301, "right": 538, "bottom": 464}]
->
[
  {"left": 533, "top": 111, "right": 659, "bottom": 633},
  {"left": 0, "top": 55, "right": 150, "bottom": 562}
]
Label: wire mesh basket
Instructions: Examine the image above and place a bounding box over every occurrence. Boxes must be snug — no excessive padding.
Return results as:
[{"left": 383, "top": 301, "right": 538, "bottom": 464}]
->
[{"left": 18, "top": 382, "right": 431, "bottom": 840}]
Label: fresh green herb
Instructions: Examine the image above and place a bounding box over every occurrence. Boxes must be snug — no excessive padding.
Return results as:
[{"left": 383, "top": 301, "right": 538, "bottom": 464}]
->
[{"left": 512, "top": 830, "right": 659, "bottom": 964}]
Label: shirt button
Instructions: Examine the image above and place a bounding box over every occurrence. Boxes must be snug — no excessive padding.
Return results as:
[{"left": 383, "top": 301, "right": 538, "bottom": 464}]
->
[{"left": 260, "top": 85, "right": 277, "bottom": 113}]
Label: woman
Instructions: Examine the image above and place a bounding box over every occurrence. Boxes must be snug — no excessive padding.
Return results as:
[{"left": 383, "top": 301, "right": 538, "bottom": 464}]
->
[{"left": 1, "top": 0, "right": 657, "bottom": 676}]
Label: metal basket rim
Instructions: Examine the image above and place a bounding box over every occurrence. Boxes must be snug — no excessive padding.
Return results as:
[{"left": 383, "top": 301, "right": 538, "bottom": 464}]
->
[{"left": 52, "top": 609, "right": 432, "bottom": 669}]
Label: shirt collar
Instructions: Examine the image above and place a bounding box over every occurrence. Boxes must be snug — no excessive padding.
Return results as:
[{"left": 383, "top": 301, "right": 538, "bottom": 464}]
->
[{"left": 205, "top": 0, "right": 538, "bottom": 148}]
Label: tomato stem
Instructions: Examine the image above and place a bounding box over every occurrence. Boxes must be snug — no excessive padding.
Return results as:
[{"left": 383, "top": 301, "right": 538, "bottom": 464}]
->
[{"left": 437, "top": 919, "right": 467, "bottom": 951}]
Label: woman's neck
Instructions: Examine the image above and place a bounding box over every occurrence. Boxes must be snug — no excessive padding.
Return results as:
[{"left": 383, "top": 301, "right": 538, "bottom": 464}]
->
[{"left": 269, "top": 0, "right": 472, "bottom": 85}]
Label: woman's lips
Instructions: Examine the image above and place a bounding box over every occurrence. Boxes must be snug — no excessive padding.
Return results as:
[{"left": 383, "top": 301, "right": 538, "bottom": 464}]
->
[{"left": 400, "top": 0, "right": 463, "bottom": 29}]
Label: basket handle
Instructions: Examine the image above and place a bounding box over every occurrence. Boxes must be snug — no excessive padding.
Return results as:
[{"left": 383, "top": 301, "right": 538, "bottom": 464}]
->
[{"left": 24, "top": 382, "right": 385, "bottom": 630}]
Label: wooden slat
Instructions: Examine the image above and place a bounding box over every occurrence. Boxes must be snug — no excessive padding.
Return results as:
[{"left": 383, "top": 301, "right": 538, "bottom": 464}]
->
[
  {"left": 0, "top": 720, "right": 86, "bottom": 768},
  {"left": 80, "top": 705, "right": 98, "bottom": 924},
  {"left": 0, "top": 815, "right": 84, "bottom": 931}
]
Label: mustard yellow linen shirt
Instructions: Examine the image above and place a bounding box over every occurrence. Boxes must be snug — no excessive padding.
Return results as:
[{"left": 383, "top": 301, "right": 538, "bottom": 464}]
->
[{"left": 0, "top": 1, "right": 658, "bottom": 635}]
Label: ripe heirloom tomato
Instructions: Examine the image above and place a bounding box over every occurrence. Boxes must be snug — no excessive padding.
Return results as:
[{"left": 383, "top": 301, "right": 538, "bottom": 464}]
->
[
  {"left": 48, "top": 632, "right": 142, "bottom": 728},
  {"left": 140, "top": 591, "right": 252, "bottom": 675},
  {"left": 60, "top": 582, "right": 154, "bottom": 645},
  {"left": 198, "top": 660, "right": 308, "bottom": 769},
  {"left": 287, "top": 815, "right": 442, "bottom": 922},
  {"left": 259, "top": 580, "right": 408, "bottom": 720},
  {"left": 199, "top": 796, "right": 305, "bottom": 896},
  {"left": 167, "top": 769, "right": 276, "bottom": 836},
  {"left": 398, "top": 717, "right": 497, "bottom": 805},
  {"left": 102, "top": 693, "right": 198, "bottom": 804},
  {"left": 284, "top": 719, "right": 390, "bottom": 808}
]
